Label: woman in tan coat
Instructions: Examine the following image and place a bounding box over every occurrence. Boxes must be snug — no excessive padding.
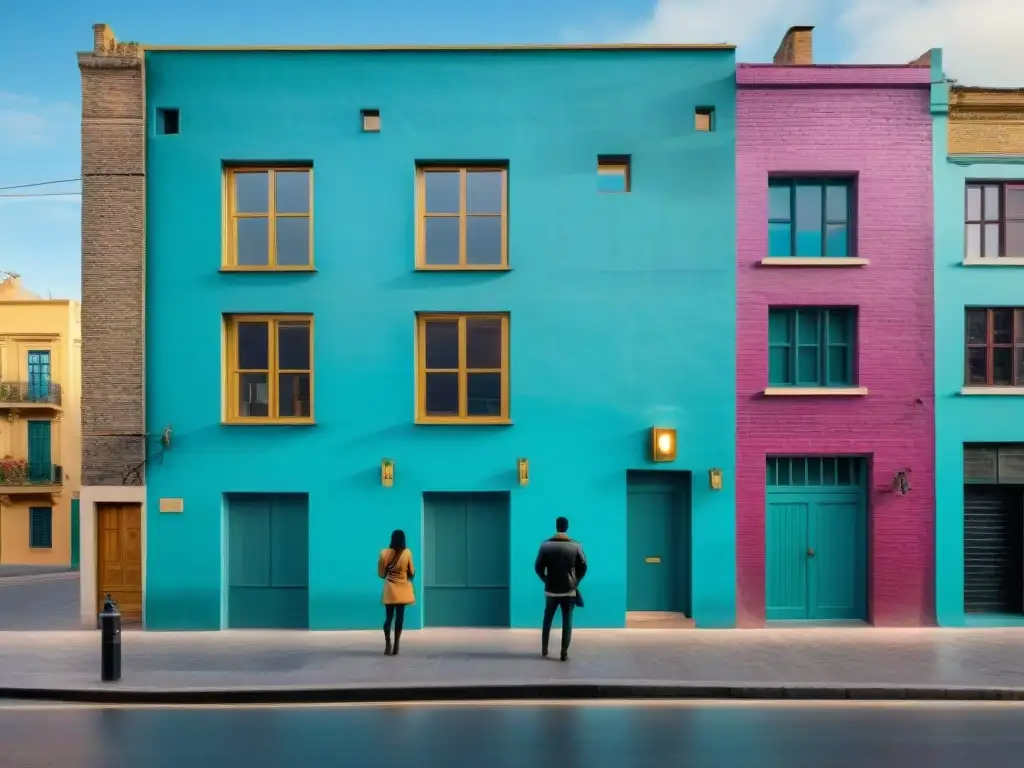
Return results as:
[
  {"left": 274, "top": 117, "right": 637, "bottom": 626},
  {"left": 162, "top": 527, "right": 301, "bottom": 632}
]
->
[{"left": 378, "top": 529, "right": 415, "bottom": 655}]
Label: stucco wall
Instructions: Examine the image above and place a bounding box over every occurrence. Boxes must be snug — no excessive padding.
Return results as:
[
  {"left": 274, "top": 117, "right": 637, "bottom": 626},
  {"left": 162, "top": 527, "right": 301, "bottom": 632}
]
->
[
  {"left": 934, "top": 87, "right": 1024, "bottom": 626},
  {"left": 144, "top": 48, "right": 739, "bottom": 630}
]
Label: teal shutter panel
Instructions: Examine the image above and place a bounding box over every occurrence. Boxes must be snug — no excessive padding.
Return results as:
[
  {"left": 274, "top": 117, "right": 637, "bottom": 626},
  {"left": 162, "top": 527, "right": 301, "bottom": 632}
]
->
[
  {"left": 227, "top": 493, "right": 309, "bottom": 629},
  {"left": 29, "top": 507, "right": 53, "bottom": 549},
  {"left": 26, "top": 420, "right": 52, "bottom": 482},
  {"left": 423, "top": 492, "right": 510, "bottom": 627}
]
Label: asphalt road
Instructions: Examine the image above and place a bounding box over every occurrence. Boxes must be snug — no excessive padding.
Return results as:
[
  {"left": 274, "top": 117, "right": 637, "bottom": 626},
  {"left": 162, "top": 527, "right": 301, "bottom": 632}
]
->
[
  {"left": 1, "top": 701, "right": 1024, "bottom": 767},
  {"left": 0, "top": 574, "right": 80, "bottom": 630}
]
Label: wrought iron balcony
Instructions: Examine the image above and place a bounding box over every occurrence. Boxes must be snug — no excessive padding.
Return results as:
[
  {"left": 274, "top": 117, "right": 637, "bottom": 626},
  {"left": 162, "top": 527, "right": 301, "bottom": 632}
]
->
[
  {"left": 0, "top": 381, "right": 62, "bottom": 408},
  {"left": 0, "top": 458, "right": 64, "bottom": 493}
]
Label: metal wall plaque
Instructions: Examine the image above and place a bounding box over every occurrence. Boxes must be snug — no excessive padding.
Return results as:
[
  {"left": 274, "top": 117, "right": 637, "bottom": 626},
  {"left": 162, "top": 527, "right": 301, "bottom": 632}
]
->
[{"left": 159, "top": 498, "right": 184, "bottom": 513}]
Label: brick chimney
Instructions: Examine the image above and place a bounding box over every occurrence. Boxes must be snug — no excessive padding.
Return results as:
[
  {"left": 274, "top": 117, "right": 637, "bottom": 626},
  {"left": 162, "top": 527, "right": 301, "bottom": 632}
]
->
[{"left": 773, "top": 25, "right": 814, "bottom": 65}]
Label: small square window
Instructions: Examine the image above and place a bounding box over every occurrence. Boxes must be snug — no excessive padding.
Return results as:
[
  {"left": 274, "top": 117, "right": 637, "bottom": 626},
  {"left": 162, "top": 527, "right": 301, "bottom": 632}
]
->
[
  {"left": 157, "top": 108, "right": 180, "bottom": 135},
  {"left": 695, "top": 107, "right": 715, "bottom": 132},
  {"left": 362, "top": 109, "right": 381, "bottom": 132},
  {"left": 597, "top": 155, "right": 631, "bottom": 193}
]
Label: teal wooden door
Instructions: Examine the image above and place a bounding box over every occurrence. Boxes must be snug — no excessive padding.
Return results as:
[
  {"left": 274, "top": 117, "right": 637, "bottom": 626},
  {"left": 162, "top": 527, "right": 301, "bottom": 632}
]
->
[
  {"left": 423, "top": 492, "right": 510, "bottom": 627},
  {"left": 626, "top": 472, "right": 690, "bottom": 614},
  {"left": 227, "top": 494, "right": 309, "bottom": 629},
  {"left": 765, "top": 457, "right": 866, "bottom": 621},
  {"left": 765, "top": 497, "right": 810, "bottom": 619},
  {"left": 26, "top": 420, "right": 52, "bottom": 483},
  {"left": 27, "top": 351, "right": 51, "bottom": 402}
]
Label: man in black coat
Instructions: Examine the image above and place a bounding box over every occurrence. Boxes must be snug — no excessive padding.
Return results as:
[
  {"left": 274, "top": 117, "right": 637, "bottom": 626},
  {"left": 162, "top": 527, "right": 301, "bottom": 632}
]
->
[{"left": 534, "top": 516, "right": 588, "bottom": 661}]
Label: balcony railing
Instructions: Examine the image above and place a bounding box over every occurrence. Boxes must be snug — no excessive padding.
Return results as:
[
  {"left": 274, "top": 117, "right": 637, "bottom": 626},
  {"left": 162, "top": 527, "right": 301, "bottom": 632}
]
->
[
  {"left": 0, "top": 458, "right": 63, "bottom": 488},
  {"left": 0, "top": 381, "right": 62, "bottom": 407}
]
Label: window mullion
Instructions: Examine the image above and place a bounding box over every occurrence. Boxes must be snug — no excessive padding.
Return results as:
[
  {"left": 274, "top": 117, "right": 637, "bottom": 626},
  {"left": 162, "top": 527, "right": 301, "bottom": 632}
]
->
[
  {"left": 268, "top": 172, "right": 278, "bottom": 267},
  {"left": 789, "top": 311, "right": 798, "bottom": 384},
  {"left": 987, "top": 309, "right": 995, "bottom": 385},
  {"left": 821, "top": 310, "right": 830, "bottom": 385},
  {"left": 459, "top": 170, "right": 468, "bottom": 266},
  {"left": 789, "top": 183, "right": 797, "bottom": 256},
  {"left": 820, "top": 184, "right": 827, "bottom": 257},
  {"left": 268, "top": 320, "right": 278, "bottom": 418},
  {"left": 458, "top": 316, "right": 468, "bottom": 417}
]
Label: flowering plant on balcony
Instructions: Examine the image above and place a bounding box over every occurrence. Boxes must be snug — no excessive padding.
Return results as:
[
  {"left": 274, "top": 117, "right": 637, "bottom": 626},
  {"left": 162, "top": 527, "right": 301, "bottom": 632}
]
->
[{"left": 0, "top": 456, "right": 28, "bottom": 485}]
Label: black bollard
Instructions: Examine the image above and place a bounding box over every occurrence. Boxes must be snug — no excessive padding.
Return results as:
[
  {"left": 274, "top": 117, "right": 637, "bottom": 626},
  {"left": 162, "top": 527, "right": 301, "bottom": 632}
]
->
[{"left": 99, "top": 593, "right": 122, "bottom": 683}]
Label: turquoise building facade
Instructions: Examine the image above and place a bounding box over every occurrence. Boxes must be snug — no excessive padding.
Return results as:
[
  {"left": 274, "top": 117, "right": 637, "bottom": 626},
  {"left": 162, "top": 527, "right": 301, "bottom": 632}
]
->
[
  {"left": 143, "top": 46, "right": 739, "bottom": 630},
  {"left": 934, "top": 57, "right": 1024, "bottom": 626}
]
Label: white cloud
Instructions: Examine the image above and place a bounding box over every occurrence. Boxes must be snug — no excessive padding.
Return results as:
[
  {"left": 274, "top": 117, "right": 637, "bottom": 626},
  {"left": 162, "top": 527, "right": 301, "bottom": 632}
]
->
[
  {"left": 617, "top": 0, "right": 819, "bottom": 52},
  {"left": 576, "top": 0, "right": 1021, "bottom": 87},
  {"left": 839, "top": 0, "right": 1024, "bottom": 87},
  {"left": 0, "top": 91, "right": 76, "bottom": 148}
]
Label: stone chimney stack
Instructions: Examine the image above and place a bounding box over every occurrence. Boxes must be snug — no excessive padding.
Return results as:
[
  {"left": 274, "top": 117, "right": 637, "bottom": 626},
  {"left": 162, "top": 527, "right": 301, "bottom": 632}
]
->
[{"left": 773, "top": 26, "right": 814, "bottom": 66}]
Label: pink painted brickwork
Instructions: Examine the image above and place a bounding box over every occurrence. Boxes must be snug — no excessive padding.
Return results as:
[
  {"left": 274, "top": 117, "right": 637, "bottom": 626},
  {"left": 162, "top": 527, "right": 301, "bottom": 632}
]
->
[{"left": 736, "top": 73, "right": 935, "bottom": 628}]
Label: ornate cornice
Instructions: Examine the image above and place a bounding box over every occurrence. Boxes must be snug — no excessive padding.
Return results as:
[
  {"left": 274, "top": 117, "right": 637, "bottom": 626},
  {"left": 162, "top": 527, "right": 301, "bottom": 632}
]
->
[{"left": 950, "top": 88, "right": 1024, "bottom": 120}]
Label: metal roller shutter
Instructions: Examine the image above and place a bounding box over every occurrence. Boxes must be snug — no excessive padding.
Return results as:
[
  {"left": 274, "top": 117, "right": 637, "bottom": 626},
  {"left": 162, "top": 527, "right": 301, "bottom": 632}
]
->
[{"left": 964, "top": 485, "right": 1023, "bottom": 614}]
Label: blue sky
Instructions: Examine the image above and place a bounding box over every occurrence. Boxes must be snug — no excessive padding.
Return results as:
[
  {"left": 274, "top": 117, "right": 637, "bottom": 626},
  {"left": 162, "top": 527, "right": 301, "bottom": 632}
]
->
[{"left": 0, "top": 0, "right": 1011, "bottom": 300}]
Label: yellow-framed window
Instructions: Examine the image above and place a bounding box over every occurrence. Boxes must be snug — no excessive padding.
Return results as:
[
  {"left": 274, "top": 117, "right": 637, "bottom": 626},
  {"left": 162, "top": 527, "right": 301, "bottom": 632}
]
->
[
  {"left": 224, "top": 314, "right": 314, "bottom": 424},
  {"left": 416, "top": 313, "right": 510, "bottom": 423},
  {"left": 416, "top": 166, "right": 508, "bottom": 270},
  {"left": 224, "top": 166, "right": 314, "bottom": 269}
]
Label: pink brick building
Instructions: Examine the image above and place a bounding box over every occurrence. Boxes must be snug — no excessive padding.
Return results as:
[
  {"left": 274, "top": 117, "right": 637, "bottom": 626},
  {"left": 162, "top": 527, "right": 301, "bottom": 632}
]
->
[{"left": 735, "top": 27, "right": 936, "bottom": 627}]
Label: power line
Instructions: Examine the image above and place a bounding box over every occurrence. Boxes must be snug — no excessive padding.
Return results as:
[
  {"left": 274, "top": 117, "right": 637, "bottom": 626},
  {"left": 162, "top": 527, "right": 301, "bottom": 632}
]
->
[
  {"left": 0, "top": 178, "right": 81, "bottom": 191},
  {"left": 0, "top": 192, "right": 81, "bottom": 198}
]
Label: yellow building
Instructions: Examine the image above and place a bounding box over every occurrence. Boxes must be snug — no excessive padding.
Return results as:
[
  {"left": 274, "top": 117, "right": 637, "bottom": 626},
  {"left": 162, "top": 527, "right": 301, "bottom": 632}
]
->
[{"left": 0, "top": 274, "right": 81, "bottom": 566}]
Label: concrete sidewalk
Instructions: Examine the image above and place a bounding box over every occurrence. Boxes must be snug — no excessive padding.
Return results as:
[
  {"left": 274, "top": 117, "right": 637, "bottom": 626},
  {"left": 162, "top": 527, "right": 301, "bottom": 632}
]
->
[{"left": 2, "top": 627, "right": 1024, "bottom": 703}]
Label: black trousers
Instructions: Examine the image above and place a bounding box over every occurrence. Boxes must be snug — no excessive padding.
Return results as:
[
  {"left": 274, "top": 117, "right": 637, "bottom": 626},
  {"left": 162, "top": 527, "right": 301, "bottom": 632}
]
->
[
  {"left": 384, "top": 604, "right": 406, "bottom": 634},
  {"left": 541, "top": 596, "right": 575, "bottom": 654}
]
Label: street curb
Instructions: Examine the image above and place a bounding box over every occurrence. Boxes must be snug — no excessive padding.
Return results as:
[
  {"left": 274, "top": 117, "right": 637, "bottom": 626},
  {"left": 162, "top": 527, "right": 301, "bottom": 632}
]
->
[{"left": 3, "top": 683, "right": 1024, "bottom": 705}]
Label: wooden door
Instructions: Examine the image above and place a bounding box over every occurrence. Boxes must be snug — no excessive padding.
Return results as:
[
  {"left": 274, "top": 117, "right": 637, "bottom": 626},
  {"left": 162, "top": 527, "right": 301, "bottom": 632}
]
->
[
  {"left": 97, "top": 503, "right": 142, "bottom": 622},
  {"left": 626, "top": 472, "right": 690, "bottom": 615}
]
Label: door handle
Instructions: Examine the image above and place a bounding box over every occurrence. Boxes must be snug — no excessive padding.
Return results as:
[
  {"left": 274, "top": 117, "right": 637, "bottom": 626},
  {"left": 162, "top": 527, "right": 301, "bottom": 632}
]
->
[
  {"left": 807, "top": 548, "right": 815, "bottom": 558},
  {"left": 645, "top": 556, "right": 661, "bottom": 564}
]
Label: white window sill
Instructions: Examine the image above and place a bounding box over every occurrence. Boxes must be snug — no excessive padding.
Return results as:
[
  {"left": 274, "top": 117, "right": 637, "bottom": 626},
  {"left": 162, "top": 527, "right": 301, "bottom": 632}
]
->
[
  {"left": 759, "top": 258, "right": 869, "bottom": 267},
  {"left": 962, "top": 257, "right": 1024, "bottom": 267},
  {"left": 763, "top": 387, "right": 869, "bottom": 397},
  {"left": 960, "top": 387, "right": 1024, "bottom": 396}
]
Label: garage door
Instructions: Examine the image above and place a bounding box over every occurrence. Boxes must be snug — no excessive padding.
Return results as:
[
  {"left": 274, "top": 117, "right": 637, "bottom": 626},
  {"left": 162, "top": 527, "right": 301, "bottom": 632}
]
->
[
  {"left": 765, "top": 457, "right": 867, "bottom": 621},
  {"left": 423, "top": 492, "right": 510, "bottom": 627},
  {"left": 964, "top": 484, "right": 1023, "bottom": 614},
  {"left": 227, "top": 493, "right": 309, "bottom": 629}
]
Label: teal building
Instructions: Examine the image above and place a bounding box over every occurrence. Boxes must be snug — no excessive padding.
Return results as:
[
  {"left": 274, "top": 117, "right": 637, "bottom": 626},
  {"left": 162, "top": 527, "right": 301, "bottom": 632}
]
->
[{"left": 142, "top": 43, "right": 738, "bottom": 630}]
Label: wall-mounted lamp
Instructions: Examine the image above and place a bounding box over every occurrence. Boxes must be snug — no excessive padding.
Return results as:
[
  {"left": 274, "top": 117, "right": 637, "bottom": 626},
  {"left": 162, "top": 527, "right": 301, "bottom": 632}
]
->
[
  {"left": 708, "top": 468, "right": 724, "bottom": 491},
  {"left": 518, "top": 458, "right": 529, "bottom": 486},
  {"left": 893, "top": 468, "right": 911, "bottom": 496},
  {"left": 381, "top": 459, "right": 395, "bottom": 488},
  {"left": 650, "top": 427, "right": 677, "bottom": 462}
]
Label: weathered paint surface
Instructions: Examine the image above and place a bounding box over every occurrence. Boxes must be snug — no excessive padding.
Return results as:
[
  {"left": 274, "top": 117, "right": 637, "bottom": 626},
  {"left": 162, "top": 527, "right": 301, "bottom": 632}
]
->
[
  {"left": 736, "top": 63, "right": 936, "bottom": 627},
  {"left": 144, "top": 48, "right": 738, "bottom": 630}
]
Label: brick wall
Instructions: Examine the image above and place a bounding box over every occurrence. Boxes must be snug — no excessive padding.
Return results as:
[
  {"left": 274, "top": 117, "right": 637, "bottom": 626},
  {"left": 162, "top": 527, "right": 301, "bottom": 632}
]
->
[
  {"left": 949, "top": 88, "right": 1024, "bottom": 154},
  {"left": 736, "top": 75, "right": 935, "bottom": 627},
  {"left": 78, "top": 25, "right": 147, "bottom": 486}
]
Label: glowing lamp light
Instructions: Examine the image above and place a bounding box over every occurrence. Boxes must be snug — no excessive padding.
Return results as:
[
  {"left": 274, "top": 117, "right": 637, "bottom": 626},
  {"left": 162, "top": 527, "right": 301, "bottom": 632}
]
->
[{"left": 650, "top": 427, "right": 677, "bottom": 463}]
